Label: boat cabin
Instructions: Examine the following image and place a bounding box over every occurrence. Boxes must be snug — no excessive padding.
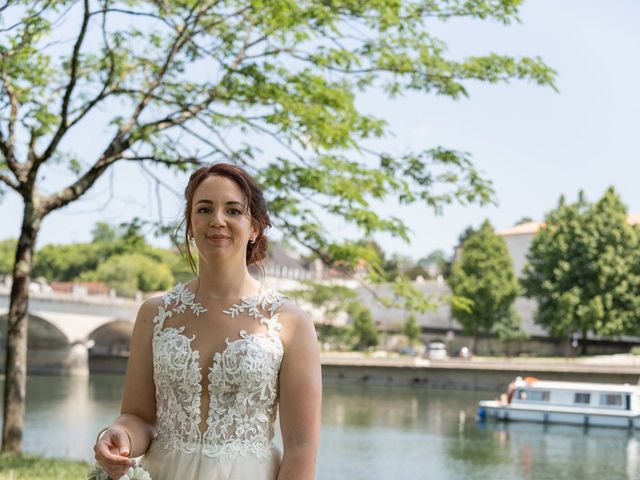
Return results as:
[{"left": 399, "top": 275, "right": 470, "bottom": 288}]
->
[{"left": 509, "top": 378, "right": 640, "bottom": 413}]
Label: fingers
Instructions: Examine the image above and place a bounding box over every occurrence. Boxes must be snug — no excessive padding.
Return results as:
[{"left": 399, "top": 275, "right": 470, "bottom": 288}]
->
[{"left": 93, "top": 427, "right": 135, "bottom": 479}]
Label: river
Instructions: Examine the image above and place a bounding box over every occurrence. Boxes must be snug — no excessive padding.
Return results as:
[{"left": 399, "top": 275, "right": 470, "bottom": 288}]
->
[{"left": 1, "top": 375, "right": 638, "bottom": 479}]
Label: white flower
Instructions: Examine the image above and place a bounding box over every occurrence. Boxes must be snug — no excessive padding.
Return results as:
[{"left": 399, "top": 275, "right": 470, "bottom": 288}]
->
[
  {"left": 87, "top": 463, "right": 111, "bottom": 480},
  {"left": 89, "top": 462, "right": 152, "bottom": 480},
  {"left": 121, "top": 465, "right": 152, "bottom": 480}
]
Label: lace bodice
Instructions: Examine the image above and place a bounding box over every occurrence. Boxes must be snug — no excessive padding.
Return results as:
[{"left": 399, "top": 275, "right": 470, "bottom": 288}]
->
[{"left": 151, "top": 283, "right": 286, "bottom": 460}]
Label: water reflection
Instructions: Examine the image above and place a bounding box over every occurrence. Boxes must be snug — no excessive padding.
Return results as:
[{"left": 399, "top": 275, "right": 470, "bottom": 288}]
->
[
  {"left": 451, "top": 419, "right": 640, "bottom": 480},
  {"left": 0, "top": 375, "right": 123, "bottom": 460},
  {"left": 1, "top": 378, "right": 638, "bottom": 479}
]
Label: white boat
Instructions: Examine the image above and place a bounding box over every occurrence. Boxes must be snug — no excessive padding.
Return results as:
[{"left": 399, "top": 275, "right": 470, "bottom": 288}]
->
[{"left": 478, "top": 376, "right": 640, "bottom": 429}]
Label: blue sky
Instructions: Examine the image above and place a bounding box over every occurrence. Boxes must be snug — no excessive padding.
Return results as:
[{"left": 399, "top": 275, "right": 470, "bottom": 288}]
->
[{"left": 1, "top": 0, "right": 639, "bottom": 261}]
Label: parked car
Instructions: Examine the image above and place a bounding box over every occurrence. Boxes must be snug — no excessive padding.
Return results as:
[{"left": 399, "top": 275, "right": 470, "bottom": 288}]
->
[
  {"left": 426, "top": 341, "right": 448, "bottom": 360},
  {"left": 398, "top": 346, "right": 418, "bottom": 356}
]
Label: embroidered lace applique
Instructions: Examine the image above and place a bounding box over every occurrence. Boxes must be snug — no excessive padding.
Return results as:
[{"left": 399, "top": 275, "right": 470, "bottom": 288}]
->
[{"left": 151, "top": 283, "right": 285, "bottom": 460}]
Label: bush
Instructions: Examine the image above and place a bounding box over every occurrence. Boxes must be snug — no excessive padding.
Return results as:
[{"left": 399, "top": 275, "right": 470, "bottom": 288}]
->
[
  {"left": 79, "top": 253, "right": 174, "bottom": 297},
  {"left": 348, "top": 302, "right": 378, "bottom": 350},
  {"left": 403, "top": 314, "right": 421, "bottom": 345}
]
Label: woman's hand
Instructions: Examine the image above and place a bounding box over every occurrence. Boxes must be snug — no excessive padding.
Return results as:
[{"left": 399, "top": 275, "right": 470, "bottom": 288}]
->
[{"left": 93, "top": 425, "right": 135, "bottom": 479}]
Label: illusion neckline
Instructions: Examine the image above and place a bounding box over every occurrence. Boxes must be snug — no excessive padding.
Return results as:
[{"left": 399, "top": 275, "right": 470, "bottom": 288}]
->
[{"left": 174, "top": 281, "right": 279, "bottom": 318}]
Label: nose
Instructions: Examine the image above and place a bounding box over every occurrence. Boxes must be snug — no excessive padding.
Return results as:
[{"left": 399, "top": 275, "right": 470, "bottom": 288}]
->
[{"left": 208, "top": 208, "right": 226, "bottom": 227}]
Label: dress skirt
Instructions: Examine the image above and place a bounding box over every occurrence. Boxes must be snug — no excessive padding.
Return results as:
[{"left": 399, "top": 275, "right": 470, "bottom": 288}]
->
[{"left": 140, "top": 440, "right": 282, "bottom": 480}]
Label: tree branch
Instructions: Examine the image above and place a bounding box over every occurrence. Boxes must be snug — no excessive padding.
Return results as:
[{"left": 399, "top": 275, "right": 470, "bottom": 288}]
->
[
  {"left": 63, "top": 2, "right": 118, "bottom": 131},
  {"left": 41, "top": 5, "right": 208, "bottom": 215},
  {"left": 115, "top": 3, "right": 201, "bottom": 140},
  {"left": 38, "top": 0, "right": 91, "bottom": 166},
  {"left": 175, "top": 122, "right": 229, "bottom": 158},
  {"left": 139, "top": 161, "right": 182, "bottom": 197},
  {"left": 133, "top": 13, "right": 254, "bottom": 140},
  {"left": 121, "top": 154, "right": 201, "bottom": 168},
  {"left": 0, "top": 171, "right": 19, "bottom": 192},
  {"left": 0, "top": 62, "right": 22, "bottom": 181},
  {"left": 41, "top": 158, "right": 120, "bottom": 214},
  {"left": 40, "top": 136, "right": 130, "bottom": 214},
  {"left": 89, "top": 7, "right": 176, "bottom": 28}
]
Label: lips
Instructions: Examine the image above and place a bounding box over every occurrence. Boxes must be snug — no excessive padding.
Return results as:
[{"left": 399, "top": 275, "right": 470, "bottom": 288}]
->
[{"left": 206, "top": 234, "right": 230, "bottom": 241}]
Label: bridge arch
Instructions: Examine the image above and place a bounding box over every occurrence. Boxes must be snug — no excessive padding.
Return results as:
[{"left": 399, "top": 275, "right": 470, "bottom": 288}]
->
[
  {"left": 0, "top": 313, "right": 68, "bottom": 348},
  {"left": 88, "top": 320, "right": 134, "bottom": 356},
  {"left": 88, "top": 320, "right": 133, "bottom": 374},
  {"left": 0, "top": 313, "right": 78, "bottom": 374}
]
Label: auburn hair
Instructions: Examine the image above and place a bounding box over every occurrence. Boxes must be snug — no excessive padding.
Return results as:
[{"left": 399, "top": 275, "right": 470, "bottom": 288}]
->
[{"left": 176, "top": 163, "right": 271, "bottom": 276}]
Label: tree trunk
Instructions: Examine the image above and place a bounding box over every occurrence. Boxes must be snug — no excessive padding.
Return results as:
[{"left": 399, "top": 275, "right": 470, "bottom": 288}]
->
[
  {"left": 580, "top": 328, "right": 588, "bottom": 356},
  {"left": 2, "top": 201, "right": 41, "bottom": 453},
  {"left": 564, "top": 335, "right": 572, "bottom": 358}
]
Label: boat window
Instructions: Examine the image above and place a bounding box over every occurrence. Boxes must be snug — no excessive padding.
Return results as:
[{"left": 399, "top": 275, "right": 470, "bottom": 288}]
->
[
  {"left": 526, "top": 390, "right": 550, "bottom": 402},
  {"left": 599, "top": 394, "right": 623, "bottom": 407},
  {"left": 574, "top": 393, "right": 591, "bottom": 404}
]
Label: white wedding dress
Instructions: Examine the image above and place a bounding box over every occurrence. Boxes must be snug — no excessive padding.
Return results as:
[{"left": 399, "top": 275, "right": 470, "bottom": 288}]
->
[{"left": 140, "top": 283, "right": 286, "bottom": 480}]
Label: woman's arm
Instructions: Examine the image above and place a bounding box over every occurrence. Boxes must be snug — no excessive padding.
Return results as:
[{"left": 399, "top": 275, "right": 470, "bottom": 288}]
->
[
  {"left": 277, "top": 306, "right": 322, "bottom": 480},
  {"left": 93, "top": 297, "right": 159, "bottom": 477}
]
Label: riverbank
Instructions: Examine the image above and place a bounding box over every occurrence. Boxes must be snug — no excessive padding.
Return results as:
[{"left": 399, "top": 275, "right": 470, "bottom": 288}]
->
[
  {"left": 3, "top": 353, "right": 640, "bottom": 390},
  {"left": 0, "top": 453, "right": 90, "bottom": 479},
  {"left": 321, "top": 351, "right": 640, "bottom": 371},
  {"left": 320, "top": 352, "right": 640, "bottom": 391}
]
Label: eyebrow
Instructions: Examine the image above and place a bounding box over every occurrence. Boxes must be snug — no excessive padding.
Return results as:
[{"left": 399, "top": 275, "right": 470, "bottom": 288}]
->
[{"left": 195, "top": 199, "right": 245, "bottom": 206}]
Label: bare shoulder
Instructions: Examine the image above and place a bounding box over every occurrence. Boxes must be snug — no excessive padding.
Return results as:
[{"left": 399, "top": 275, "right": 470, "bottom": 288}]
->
[
  {"left": 277, "top": 298, "right": 313, "bottom": 328},
  {"left": 276, "top": 298, "right": 317, "bottom": 348},
  {"left": 135, "top": 294, "right": 165, "bottom": 328}
]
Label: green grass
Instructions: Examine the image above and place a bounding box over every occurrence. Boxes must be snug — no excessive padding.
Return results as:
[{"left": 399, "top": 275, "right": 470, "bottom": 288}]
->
[{"left": 0, "top": 453, "right": 91, "bottom": 479}]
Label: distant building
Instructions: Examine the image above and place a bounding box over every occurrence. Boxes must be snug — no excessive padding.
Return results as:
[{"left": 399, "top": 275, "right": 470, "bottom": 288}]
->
[
  {"left": 497, "top": 215, "right": 640, "bottom": 277},
  {"left": 262, "top": 242, "right": 313, "bottom": 281},
  {"left": 411, "top": 215, "right": 640, "bottom": 355}
]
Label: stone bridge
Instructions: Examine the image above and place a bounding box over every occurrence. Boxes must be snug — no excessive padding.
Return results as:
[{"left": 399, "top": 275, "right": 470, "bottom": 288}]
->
[{"left": 0, "top": 289, "right": 139, "bottom": 375}]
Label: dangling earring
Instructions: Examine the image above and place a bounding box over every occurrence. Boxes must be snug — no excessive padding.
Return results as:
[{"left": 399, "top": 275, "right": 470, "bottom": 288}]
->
[
  {"left": 189, "top": 235, "right": 195, "bottom": 243},
  {"left": 249, "top": 237, "right": 256, "bottom": 244}
]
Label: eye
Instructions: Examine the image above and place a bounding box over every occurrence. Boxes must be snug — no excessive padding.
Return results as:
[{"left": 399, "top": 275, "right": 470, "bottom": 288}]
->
[
  {"left": 197, "top": 207, "right": 212, "bottom": 214},
  {"left": 227, "top": 208, "right": 242, "bottom": 215}
]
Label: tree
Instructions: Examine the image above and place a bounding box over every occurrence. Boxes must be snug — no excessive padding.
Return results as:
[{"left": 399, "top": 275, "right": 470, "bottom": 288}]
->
[
  {"left": 457, "top": 225, "right": 477, "bottom": 246},
  {"left": 522, "top": 189, "right": 640, "bottom": 355},
  {"left": 32, "top": 221, "right": 187, "bottom": 283},
  {"left": 79, "top": 252, "right": 174, "bottom": 297},
  {"left": 348, "top": 302, "right": 378, "bottom": 350},
  {"left": 491, "top": 310, "right": 528, "bottom": 357},
  {"left": 288, "top": 281, "right": 359, "bottom": 320},
  {"left": 448, "top": 220, "right": 520, "bottom": 353},
  {"left": 514, "top": 216, "right": 534, "bottom": 226},
  {"left": 91, "top": 222, "right": 118, "bottom": 243},
  {"left": 0, "top": 1, "right": 554, "bottom": 452},
  {"left": 403, "top": 313, "right": 421, "bottom": 345},
  {"left": 33, "top": 242, "right": 106, "bottom": 281},
  {"left": 405, "top": 249, "right": 447, "bottom": 280}
]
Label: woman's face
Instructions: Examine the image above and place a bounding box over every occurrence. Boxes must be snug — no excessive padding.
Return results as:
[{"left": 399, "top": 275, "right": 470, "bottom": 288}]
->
[{"left": 190, "top": 175, "right": 256, "bottom": 264}]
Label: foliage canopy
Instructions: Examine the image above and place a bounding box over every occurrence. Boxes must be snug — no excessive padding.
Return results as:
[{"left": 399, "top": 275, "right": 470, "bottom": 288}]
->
[
  {"left": 522, "top": 188, "right": 640, "bottom": 341},
  {"left": 448, "top": 220, "right": 520, "bottom": 350}
]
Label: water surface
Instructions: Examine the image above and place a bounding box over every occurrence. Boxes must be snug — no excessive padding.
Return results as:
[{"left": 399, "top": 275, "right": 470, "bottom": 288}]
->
[{"left": 1, "top": 376, "right": 638, "bottom": 479}]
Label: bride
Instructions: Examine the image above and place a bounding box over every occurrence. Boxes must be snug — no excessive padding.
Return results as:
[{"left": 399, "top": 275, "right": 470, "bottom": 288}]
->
[{"left": 92, "top": 163, "right": 322, "bottom": 479}]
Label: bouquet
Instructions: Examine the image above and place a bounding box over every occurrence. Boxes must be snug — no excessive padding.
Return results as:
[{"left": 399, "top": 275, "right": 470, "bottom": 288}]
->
[{"left": 87, "top": 462, "right": 152, "bottom": 480}]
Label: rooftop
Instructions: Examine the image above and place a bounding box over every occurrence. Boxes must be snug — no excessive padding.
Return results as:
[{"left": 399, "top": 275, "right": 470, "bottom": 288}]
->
[{"left": 498, "top": 215, "right": 640, "bottom": 237}]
